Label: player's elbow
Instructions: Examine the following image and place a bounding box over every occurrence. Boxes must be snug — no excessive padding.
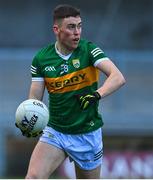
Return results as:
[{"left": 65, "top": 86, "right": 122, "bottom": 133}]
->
[{"left": 117, "top": 72, "right": 126, "bottom": 87}]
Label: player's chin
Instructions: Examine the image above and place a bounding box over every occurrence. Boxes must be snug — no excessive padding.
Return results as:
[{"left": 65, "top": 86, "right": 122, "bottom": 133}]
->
[{"left": 71, "top": 41, "right": 79, "bottom": 49}]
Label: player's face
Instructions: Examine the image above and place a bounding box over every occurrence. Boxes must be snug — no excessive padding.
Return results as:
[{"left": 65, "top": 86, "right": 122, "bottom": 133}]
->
[{"left": 54, "top": 16, "right": 82, "bottom": 52}]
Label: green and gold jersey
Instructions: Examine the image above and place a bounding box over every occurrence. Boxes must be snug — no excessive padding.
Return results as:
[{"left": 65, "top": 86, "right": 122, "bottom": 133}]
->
[{"left": 31, "top": 39, "right": 109, "bottom": 134}]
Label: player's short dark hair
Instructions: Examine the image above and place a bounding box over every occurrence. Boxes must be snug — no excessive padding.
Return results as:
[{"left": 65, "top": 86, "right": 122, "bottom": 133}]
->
[{"left": 53, "top": 4, "right": 80, "bottom": 22}]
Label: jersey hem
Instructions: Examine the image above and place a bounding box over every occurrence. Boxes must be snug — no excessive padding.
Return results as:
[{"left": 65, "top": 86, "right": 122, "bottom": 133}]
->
[{"left": 48, "top": 124, "right": 103, "bottom": 135}]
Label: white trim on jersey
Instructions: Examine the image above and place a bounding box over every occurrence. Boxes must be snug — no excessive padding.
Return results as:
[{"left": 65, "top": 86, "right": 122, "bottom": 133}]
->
[
  {"left": 31, "top": 65, "right": 37, "bottom": 74},
  {"left": 94, "top": 57, "right": 110, "bottom": 67},
  {"left": 55, "top": 42, "right": 72, "bottom": 60},
  {"left": 91, "top": 48, "right": 104, "bottom": 58},
  {"left": 32, "top": 77, "right": 44, "bottom": 81}
]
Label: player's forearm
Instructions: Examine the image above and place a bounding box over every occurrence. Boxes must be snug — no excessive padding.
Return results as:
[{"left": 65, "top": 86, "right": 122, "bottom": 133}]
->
[
  {"left": 97, "top": 72, "right": 125, "bottom": 99},
  {"left": 29, "top": 91, "right": 43, "bottom": 101},
  {"left": 28, "top": 81, "right": 45, "bottom": 101}
]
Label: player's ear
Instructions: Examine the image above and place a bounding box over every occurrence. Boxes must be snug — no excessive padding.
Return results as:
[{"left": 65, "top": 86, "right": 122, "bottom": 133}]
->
[{"left": 53, "top": 24, "right": 59, "bottom": 35}]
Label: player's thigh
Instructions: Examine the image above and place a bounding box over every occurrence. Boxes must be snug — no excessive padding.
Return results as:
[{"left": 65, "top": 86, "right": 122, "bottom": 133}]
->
[
  {"left": 75, "top": 164, "right": 101, "bottom": 179},
  {"left": 26, "top": 141, "right": 66, "bottom": 179}
]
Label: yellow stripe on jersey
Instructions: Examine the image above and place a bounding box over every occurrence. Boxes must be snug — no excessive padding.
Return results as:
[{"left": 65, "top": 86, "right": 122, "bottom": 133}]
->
[{"left": 45, "top": 66, "right": 99, "bottom": 93}]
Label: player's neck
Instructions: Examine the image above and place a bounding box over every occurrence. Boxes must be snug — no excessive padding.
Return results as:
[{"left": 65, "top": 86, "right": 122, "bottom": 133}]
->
[{"left": 55, "top": 41, "right": 73, "bottom": 55}]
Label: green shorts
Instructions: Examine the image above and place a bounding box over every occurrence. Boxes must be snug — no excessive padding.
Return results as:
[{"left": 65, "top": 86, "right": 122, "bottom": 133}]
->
[{"left": 39, "top": 126, "right": 103, "bottom": 170}]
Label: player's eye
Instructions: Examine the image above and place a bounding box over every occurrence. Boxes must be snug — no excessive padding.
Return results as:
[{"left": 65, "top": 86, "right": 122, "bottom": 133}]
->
[
  {"left": 67, "top": 24, "right": 76, "bottom": 30},
  {"left": 77, "top": 23, "right": 82, "bottom": 29},
  {"left": 67, "top": 23, "right": 82, "bottom": 31}
]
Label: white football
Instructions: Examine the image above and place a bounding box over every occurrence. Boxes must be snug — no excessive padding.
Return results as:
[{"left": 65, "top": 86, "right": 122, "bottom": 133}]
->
[{"left": 15, "top": 99, "right": 49, "bottom": 137}]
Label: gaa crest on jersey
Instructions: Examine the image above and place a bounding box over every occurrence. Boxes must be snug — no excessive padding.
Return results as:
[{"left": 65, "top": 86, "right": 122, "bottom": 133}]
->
[{"left": 72, "top": 59, "right": 80, "bottom": 68}]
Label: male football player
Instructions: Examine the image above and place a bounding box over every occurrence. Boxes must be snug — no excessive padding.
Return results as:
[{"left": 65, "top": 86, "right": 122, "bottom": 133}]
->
[{"left": 23, "top": 4, "right": 125, "bottom": 179}]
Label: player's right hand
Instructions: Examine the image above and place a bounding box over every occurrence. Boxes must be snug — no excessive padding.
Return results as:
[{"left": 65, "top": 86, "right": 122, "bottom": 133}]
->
[
  {"left": 15, "top": 123, "right": 41, "bottom": 137},
  {"left": 15, "top": 123, "right": 43, "bottom": 138},
  {"left": 15, "top": 122, "right": 31, "bottom": 137}
]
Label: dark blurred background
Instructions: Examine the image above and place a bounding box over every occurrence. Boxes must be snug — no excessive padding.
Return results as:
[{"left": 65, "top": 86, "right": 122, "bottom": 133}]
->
[{"left": 0, "top": 0, "right": 153, "bottom": 178}]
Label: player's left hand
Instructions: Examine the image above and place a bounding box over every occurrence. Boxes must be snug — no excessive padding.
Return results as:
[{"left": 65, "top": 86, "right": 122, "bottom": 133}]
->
[{"left": 78, "top": 91, "right": 101, "bottom": 110}]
